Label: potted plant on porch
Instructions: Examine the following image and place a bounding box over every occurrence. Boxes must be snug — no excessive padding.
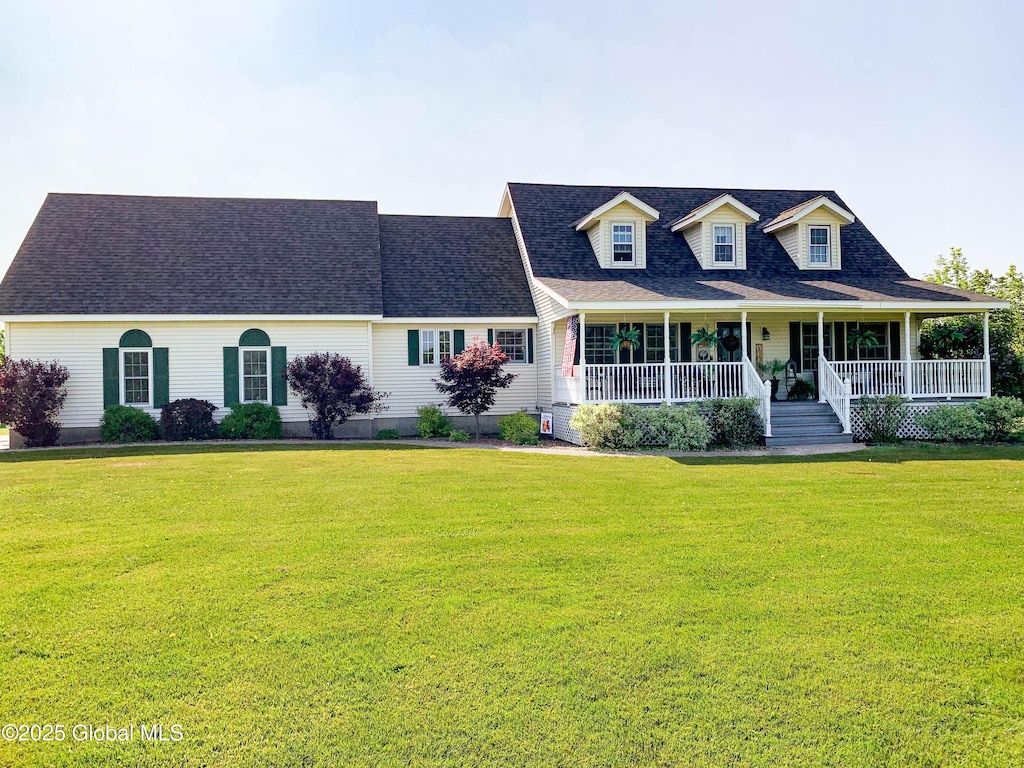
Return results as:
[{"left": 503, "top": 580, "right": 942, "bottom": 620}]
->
[
  {"left": 756, "top": 359, "right": 786, "bottom": 401},
  {"left": 609, "top": 327, "right": 641, "bottom": 352}
]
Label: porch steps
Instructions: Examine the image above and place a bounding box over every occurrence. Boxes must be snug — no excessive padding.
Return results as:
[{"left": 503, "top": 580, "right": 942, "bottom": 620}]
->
[{"left": 766, "top": 401, "right": 854, "bottom": 448}]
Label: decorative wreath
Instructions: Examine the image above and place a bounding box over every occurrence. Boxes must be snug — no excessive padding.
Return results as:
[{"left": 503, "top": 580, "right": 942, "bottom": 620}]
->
[{"left": 722, "top": 334, "right": 741, "bottom": 353}]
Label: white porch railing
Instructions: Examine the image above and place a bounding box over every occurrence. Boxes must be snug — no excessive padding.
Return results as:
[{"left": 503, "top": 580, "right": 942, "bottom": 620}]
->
[
  {"left": 553, "top": 362, "right": 746, "bottom": 404},
  {"left": 831, "top": 359, "right": 988, "bottom": 399},
  {"left": 669, "top": 362, "right": 744, "bottom": 401},
  {"left": 819, "top": 355, "right": 852, "bottom": 433},
  {"left": 742, "top": 357, "right": 772, "bottom": 437}
]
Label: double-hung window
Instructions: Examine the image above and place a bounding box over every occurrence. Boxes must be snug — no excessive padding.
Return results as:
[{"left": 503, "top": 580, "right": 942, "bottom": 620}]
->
[
  {"left": 495, "top": 329, "right": 526, "bottom": 363},
  {"left": 612, "top": 224, "right": 634, "bottom": 264},
  {"left": 122, "top": 349, "right": 151, "bottom": 405},
  {"left": 420, "top": 329, "right": 452, "bottom": 366},
  {"left": 241, "top": 348, "right": 270, "bottom": 402},
  {"left": 713, "top": 224, "right": 735, "bottom": 264},
  {"left": 809, "top": 226, "right": 831, "bottom": 266},
  {"left": 851, "top": 322, "right": 889, "bottom": 361}
]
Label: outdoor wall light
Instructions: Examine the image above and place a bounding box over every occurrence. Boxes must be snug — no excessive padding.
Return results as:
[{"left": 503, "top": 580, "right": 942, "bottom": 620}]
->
[{"left": 761, "top": 327, "right": 771, "bottom": 341}]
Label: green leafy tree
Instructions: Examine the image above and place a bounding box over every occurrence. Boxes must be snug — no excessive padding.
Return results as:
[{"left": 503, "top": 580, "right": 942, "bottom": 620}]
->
[{"left": 922, "top": 248, "right": 1024, "bottom": 398}]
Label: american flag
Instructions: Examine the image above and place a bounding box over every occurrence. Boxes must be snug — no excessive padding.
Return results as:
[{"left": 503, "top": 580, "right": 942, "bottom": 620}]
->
[{"left": 561, "top": 315, "right": 580, "bottom": 377}]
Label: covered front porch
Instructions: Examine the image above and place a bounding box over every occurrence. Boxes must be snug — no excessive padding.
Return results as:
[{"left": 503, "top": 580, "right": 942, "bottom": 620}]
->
[{"left": 553, "top": 309, "right": 993, "bottom": 436}]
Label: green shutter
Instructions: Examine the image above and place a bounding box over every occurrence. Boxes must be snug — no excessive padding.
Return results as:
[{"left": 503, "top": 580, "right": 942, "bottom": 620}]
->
[
  {"left": 889, "top": 321, "right": 901, "bottom": 360},
  {"left": 271, "top": 346, "right": 288, "bottom": 406},
  {"left": 834, "top": 322, "right": 846, "bottom": 361},
  {"left": 407, "top": 330, "right": 420, "bottom": 366},
  {"left": 454, "top": 329, "right": 465, "bottom": 355},
  {"left": 679, "top": 323, "right": 692, "bottom": 362},
  {"left": 103, "top": 348, "right": 119, "bottom": 408},
  {"left": 153, "top": 348, "right": 169, "bottom": 408},
  {"left": 487, "top": 329, "right": 494, "bottom": 345},
  {"left": 527, "top": 329, "right": 534, "bottom": 363},
  {"left": 223, "top": 347, "right": 240, "bottom": 407},
  {"left": 789, "top": 322, "right": 802, "bottom": 372}
]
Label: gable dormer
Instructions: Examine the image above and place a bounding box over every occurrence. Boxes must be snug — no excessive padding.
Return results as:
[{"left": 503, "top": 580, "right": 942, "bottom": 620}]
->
[
  {"left": 669, "top": 194, "right": 760, "bottom": 270},
  {"left": 762, "top": 195, "right": 855, "bottom": 270},
  {"left": 573, "top": 191, "right": 659, "bottom": 270}
]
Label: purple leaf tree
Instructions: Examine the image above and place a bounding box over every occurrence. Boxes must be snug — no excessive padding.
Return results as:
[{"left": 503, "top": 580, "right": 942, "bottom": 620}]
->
[
  {"left": 286, "top": 353, "right": 387, "bottom": 440},
  {"left": 434, "top": 340, "right": 517, "bottom": 438},
  {"left": 0, "top": 358, "right": 70, "bottom": 447}
]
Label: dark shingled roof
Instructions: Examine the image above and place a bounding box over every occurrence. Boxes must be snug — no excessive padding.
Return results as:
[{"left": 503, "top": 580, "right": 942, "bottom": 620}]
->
[
  {"left": 506, "top": 183, "right": 998, "bottom": 305},
  {"left": 0, "top": 193, "right": 384, "bottom": 315},
  {"left": 379, "top": 215, "right": 534, "bottom": 317}
]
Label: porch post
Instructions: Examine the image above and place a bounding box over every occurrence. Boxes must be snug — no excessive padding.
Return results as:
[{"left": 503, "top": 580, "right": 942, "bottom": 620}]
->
[
  {"left": 817, "top": 311, "right": 825, "bottom": 403},
  {"left": 904, "top": 311, "right": 912, "bottom": 398},
  {"left": 663, "top": 311, "right": 671, "bottom": 403},
  {"left": 983, "top": 311, "right": 991, "bottom": 397},
  {"left": 740, "top": 311, "right": 748, "bottom": 363},
  {"left": 579, "top": 312, "right": 587, "bottom": 404}
]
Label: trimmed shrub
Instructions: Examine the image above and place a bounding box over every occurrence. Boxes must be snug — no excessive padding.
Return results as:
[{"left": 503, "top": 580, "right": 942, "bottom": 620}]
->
[
  {"left": 858, "top": 395, "right": 909, "bottom": 444},
  {"left": 375, "top": 428, "right": 401, "bottom": 440},
  {"left": 160, "top": 398, "right": 218, "bottom": 442},
  {"left": 569, "top": 403, "right": 623, "bottom": 449},
  {"left": 0, "top": 358, "right": 70, "bottom": 447},
  {"left": 498, "top": 410, "right": 540, "bottom": 445},
  {"left": 706, "top": 398, "right": 764, "bottom": 448},
  {"left": 570, "top": 403, "right": 710, "bottom": 451},
  {"left": 975, "top": 396, "right": 1024, "bottom": 440},
  {"left": 916, "top": 404, "right": 990, "bottom": 443},
  {"left": 100, "top": 405, "right": 160, "bottom": 443},
  {"left": 448, "top": 429, "right": 471, "bottom": 443},
  {"left": 652, "top": 405, "right": 711, "bottom": 451},
  {"left": 219, "top": 402, "right": 283, "bottom": 440},
  {"left": 417, "top": 405, "right": 453, "bottom": 438}
]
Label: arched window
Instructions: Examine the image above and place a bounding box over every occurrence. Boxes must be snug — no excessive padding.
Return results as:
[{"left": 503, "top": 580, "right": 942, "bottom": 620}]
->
[
  {"left": 102, "top": 330, "right": 168, "bottom": 409},
  {"left": 223, "top": 330, "right": 287, "bottom": 408}
]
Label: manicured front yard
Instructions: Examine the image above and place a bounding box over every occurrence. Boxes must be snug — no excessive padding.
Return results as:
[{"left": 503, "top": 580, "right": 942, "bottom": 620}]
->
[{"left": 1, "top": 444, "right": 1023, "bottom": 766}]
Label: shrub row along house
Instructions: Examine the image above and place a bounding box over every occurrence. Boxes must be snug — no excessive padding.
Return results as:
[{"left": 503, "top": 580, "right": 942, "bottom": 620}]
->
[{"left": 0, "top": 184, "right": 1007, "bottom": 447}]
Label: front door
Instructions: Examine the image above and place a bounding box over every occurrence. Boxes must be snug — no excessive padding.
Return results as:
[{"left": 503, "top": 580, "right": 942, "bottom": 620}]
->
[{"left": 716, "top": 322, "right": 751, "bottom": 362}]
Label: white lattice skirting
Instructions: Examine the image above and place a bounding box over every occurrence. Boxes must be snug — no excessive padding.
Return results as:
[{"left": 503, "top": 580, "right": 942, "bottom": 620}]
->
[
  {"left": 850, "top": 401, "right": 962, "bottom": 441},
  {"left": 552, "top": 404, "right": 582, "bottom": 445}
]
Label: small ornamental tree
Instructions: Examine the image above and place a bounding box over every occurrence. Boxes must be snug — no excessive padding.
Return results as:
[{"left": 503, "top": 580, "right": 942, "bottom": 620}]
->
[
  {"left": 286, "top": 352, "right": 387, "bottom": 439},
  {"left": 0, "top": 358, "right": 70, "bottom": 447},
  {"left": 434, "top": 340, "right": 517, "bottom": 438}
]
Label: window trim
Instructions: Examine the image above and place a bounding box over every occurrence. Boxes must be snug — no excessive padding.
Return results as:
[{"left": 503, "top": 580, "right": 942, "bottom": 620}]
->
[
  {"left": 239, "top": 346, "right": 272, "bottom": 404},
  {"left": 120, "top": 347, "right": 153, "bottom": 408},
  {"left": 849, "top": 321, "right": 890, "bottom": 361},
  {"left": 800, "top": 322, "right": 834, "bottom": 371},
  {"left": 494, "top": 328, "right": 528, "bottom": 364},
  {"left": 712, "top": 223, "right": 736, "bottom": 265},
  {"left": 807, "top": 225, "right": 832, "bottom": 268},
  {"left": 419, "top": 328, "right": 454, "bottom": 367},
  {"left": 610, "top": 221, "right": 636, "bottom": 266}
]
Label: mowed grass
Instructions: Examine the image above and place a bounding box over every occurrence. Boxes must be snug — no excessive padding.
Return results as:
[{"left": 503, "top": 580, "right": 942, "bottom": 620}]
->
[{"left": 1, "top": 444, "right": 1023, "bottom": 767}]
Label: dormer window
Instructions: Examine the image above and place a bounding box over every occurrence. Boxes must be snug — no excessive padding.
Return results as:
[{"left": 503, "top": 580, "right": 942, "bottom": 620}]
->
[
  {"left": 670, "top": 194, "right": 759, "bottom": 271},
  {"left": 763, "top": 196, "right": 853, "bottom": 270},
  {"left": 572, "top": 192, "right": 659, "bottom": 270},
  {"left": 713, "top": 225, "right": 735, "bottom": 264},
  {"left": 809, "top": 226, "right": 831, "bottom": 265},
  {"left": 612, "top": 224, "right": 634, "bottom": 264}
]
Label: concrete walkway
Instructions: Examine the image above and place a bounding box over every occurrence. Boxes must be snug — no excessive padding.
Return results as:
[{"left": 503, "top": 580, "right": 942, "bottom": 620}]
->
[{"left": 0, "top": 435, "right": 865, "bottom": 458}]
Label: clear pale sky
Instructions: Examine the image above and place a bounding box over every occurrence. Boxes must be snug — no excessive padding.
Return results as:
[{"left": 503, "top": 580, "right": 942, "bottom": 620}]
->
[{"left": 1, "top": 0, "right": 1021, "bottom": 280}]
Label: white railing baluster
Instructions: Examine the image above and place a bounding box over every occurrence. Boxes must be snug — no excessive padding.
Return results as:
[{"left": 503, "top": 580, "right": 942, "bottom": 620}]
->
[{"left": 819, "top": 355, "right": 852, "bottom": 434}]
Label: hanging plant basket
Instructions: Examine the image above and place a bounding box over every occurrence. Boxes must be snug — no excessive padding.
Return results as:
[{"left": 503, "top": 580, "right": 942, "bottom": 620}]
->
[{"left": 609, "top": 327, "right": 641, "bottom": 351}]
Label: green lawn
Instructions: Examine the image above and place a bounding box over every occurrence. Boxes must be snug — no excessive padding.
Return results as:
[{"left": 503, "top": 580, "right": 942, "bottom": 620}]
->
[{"left": 1, "top": 444, "right": 1023, "bottom": 767}]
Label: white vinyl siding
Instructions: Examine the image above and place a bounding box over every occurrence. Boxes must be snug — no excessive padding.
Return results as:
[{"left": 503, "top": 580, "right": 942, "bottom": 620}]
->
[
  {"left": 7, "top": 320, "right": 371, "bottom": 428},
  {"left": 372, "top": 325, "right": 538, "bottom": 417}
]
